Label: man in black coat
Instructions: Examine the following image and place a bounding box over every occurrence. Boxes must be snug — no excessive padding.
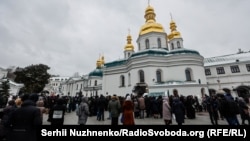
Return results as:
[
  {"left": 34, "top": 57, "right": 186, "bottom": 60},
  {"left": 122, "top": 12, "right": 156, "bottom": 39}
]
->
[{"left": 6, "top": 94, "right": 42, "bottom": 141}]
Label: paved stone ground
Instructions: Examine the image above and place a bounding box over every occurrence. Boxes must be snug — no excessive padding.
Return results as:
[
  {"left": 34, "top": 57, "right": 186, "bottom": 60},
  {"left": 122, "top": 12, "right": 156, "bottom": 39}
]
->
[{"left": 43, "top": 111, "right": 236, "bottom": 125}]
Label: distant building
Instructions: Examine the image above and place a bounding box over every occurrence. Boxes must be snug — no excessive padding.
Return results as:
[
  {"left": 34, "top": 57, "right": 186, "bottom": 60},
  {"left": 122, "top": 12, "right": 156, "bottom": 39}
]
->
[
  {"left": 0, "top": 67, "right": 24, "bottom": 97},
  {"left": 44, "top": 76, "right": 70, "bottom": 96},
  {"left": 204, "top": 50, "right": 250, "bottom": 98}
]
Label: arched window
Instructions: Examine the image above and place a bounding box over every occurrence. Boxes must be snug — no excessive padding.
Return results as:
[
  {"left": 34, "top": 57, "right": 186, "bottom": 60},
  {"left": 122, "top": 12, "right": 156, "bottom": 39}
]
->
[
  {"left": 120, "top": 75, "right": 125, "bottom": 87},
  {"left": 94, "top": 80, "right": 97, "bottom": 86},
  {"left": 171, "top": 43, "right": 174, "bottom": 50},
  {"left": 128, "top": 73, "right": 131, "bottom": 86},
  {"left": 139, "top": 70, "right": 145, "bottom": 83},
  {"left": 145, "top": 39, "right": 149, "bottom": 49},
  {"left": 156, "top": 70, "right": 162, "bottom": 83},
  {"left": 157, "top": 38, "right": 161, "bottom": 48},
  {"left": 177, "top": 41, "right": 181, "bottom": 48},
  {"left": 185, "top": 69, "right": 192, "bottom": 81}
]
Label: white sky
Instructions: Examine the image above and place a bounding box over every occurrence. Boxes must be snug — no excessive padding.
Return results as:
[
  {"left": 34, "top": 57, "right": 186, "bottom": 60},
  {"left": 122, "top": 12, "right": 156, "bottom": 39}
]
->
[{"left": 0, "top": 0, "right": 249, "bottom": 77}]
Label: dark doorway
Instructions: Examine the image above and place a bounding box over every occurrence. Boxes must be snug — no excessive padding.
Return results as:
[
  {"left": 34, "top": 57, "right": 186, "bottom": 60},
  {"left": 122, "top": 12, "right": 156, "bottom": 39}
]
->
[{"left": 133, "top": 83, "right": 147, "bottom": 97}]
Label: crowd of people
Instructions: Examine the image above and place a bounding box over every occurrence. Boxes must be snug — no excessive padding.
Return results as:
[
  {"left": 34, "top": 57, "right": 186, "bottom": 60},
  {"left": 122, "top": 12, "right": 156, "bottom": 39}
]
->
[{"left": 0, "top": 91, "right": 250, "bottom": 140}]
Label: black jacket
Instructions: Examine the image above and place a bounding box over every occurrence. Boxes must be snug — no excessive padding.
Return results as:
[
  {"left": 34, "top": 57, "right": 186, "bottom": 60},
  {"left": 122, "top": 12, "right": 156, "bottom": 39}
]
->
[{"left": 7, "top": 100, "right": 42, "bottom": 141}]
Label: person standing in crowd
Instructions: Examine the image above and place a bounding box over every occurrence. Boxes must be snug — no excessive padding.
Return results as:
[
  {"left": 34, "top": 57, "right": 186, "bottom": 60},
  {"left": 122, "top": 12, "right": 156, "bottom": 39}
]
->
[
  {"left": 171, "top": 97, "right": 185, "bottom": 125},
  {"left": 50, "top": 98, "right": 66, "bottom": 125},
  {"left": 206, "top": 94, "right": 219, "bottom": 125},
  {"left": 76, "top": 96, "right": 90, "bottom": 125},
  {"left": 0, "top": 100, "right": 16, "bottom": 140},
  {"left": 133, "top": 96, "right": 140, "bottom": 118},
  {"left": 36, "top": 99, "right": 47, "bottom": 123},
  {"left": 108, "top": 94, "right": 121, "bottom": 125},
  {"left": 122, "top": 95, "right": 135, "bottom": 125},
  {"left": 162, "top": 96, "right": 172, "bottom": 125},
  {"left": 138, "top": 94, "right": 145, "bottom": 119},
  {"left": 220, "top": 92, "right": 240, "bottom": 125},
  {"left": 14, "top": 97, "right": 22, "bottom": 108},
  {"left": 185, "top": 95, "right": 196, "bottom": 119},
  {"left": 144, "top": 95, "right": 151, "bottom": 118},
  {"left": 6, "top": 94, "right": 42, "bottom": 141},
  {"left": 96, "top": 94, "right": 106, "bottom": 121},
  {"left": 157, "top": 95, "right": 163, "bottom": 118},
  {"left": 238, "top": 97, "right": 250, "bottom": 125}
]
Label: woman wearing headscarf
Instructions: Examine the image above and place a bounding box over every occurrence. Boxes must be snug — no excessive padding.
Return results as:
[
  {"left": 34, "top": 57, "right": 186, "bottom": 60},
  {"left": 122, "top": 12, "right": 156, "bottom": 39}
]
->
[
  {"left": 162, "top": 96, "right": 172, "bottom": 125},
  {"left": 122, "top": 95, "right": 135, "bottom": 125}
]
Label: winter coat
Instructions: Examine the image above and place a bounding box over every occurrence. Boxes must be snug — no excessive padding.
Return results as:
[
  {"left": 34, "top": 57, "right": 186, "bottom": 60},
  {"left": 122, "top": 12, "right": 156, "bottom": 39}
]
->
[
  {"left": 76, "top": 97, "right": 90, "bottom": 125},
  {"left": 172, "top": 98, "right": 185, "bottom": 124},
  {"left": 122, "top": 100, "right": 135, "bottom": 125},
  {"left": 138, "top": 97, "right": 145, "bottom": 110},
  {"left": 7, "top": 100, "right": 42, "bottom": 141},
  {"left": 162, "top": 97, "right": 172, "bottom": 121},
  {"left": 108, "top": 98, "right": 121, "bottom": 118}
]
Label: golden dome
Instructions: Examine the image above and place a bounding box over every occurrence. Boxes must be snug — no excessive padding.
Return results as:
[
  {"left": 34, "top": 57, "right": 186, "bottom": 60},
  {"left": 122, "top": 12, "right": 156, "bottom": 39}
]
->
[
  {"left": 139, "top": 5, "right": 165, "bottom": 35},
  {"left": 101, "top": 56, "right": 105, "bottom": 65},
  {"left": 167, "top": 20, "right": 182, "bottom": 40},
  {"left": 96, "top": 58, "right": 102, "bottom": 68},
  {"left": 124, "top": 34, "right": 134, "bottom": 51}
]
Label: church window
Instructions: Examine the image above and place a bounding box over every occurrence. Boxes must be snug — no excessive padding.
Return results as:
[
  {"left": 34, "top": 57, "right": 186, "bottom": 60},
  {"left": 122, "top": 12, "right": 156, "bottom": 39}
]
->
[
  {"left": 171, "top": 43, "right": 174, "bottom": 50},
  {"left": 145, "top": 39, "right": 149, "bottom": 49},
  {"left": 128, "top": 73, "right": 131, "bottom": 86},
  {"left": 94, "top": 80, "right": 97, "bottom": 86},
  {"left": 157, "top": 38, "right": 161, "bottom": 48},
  {"left": 120, "top": 75, "right": 125, "bottom": 87},
  {"left": 139, "top": 70, "right": 145, "bottom": 83},
  {"left": 156, "top": 70, "right": 162, "bottom": 83},
  {"left": 177, "top": 41, "right": 181, "bottom": 48},
  {"left": 185, "top": 69, "right": 192, "bottom": 81}
]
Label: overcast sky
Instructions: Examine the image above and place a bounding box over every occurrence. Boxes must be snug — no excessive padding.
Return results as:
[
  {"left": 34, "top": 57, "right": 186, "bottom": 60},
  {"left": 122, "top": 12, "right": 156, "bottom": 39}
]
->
[{"left": 0, "top": 0, "right": 249, "bottom": 77}]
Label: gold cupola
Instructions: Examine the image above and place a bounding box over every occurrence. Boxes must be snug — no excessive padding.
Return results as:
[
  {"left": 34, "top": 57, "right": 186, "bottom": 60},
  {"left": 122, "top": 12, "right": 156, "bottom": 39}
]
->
[
  {"left": 96, "top": 57, "right": 102, "bottom": 68},
  {"left": 139, "top": 5, "right": 165, "bottom": 35},
  {"left": 124, "top": 34, "right": 134, "bottom": 51},
  {"left": 167, "top": 20, "right": 182, "bottom": 40},
  {"left": 101, "top": 55, "right": 105, "bottom": 65}
]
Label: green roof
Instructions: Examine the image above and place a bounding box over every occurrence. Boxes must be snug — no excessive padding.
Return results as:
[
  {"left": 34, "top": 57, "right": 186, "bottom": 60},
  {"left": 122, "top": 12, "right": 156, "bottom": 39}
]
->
[
  {"left": 104, "top": 59, "right": 127, "bottom": 68},
  {"left": 169, "top": 49, "right": 200, "bottom": 55},
  {"left": 89, "top": 68, "right": 103, "bottom": 77},
  {"left": 130, "top": 49, "right": 168, "bottom": 58},
  {"left": 104, "top": 48, "right": 200, "bottom": 68}
]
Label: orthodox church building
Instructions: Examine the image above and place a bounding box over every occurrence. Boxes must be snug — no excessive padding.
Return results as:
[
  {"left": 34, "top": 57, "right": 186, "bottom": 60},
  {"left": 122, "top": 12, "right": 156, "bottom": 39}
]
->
[
  {"left": 101, "top": 4, "right": 208, "bottom": 97},
  {"left": 51, "top": 4, "right": 250, "bottom": 99}
]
